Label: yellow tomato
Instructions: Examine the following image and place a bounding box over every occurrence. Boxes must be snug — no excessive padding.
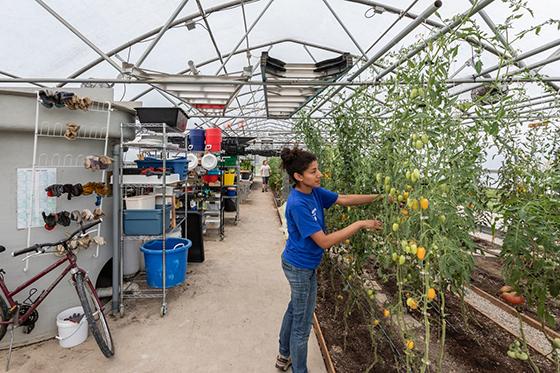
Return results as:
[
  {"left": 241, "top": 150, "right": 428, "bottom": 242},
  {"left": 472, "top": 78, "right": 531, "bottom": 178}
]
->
[
  {"left": 420, "top": 197, "right": 429, "bottom": 210},
  {"left": 400, "top": 208, "right": 409, "bottom": 216},
  {"left": 427, "top": 288, "right": 436, "bottom": 301},
  {"left": 403, "top": 191, "right": 409, "bottom": 200},
  {"left": 417, "top": 246, "right": 426, "bottom": 261},
  {"left": 406, "top": 339, "right": 415, "bottom": 350},
  {"left": 373, "top": 319, "right": 380, "bottom": 327},
  {"left": 383, "top": 309, "right": 391, "bottom": 318},
  {"left": 406, "top": 297, "right": 418, "bottom": 310}
]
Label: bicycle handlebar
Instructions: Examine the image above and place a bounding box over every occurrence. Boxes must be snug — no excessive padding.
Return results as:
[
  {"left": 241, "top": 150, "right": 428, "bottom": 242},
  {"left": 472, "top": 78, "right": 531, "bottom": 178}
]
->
[{"left": 12, "top": 219, "right": 103, "bottom": 257}]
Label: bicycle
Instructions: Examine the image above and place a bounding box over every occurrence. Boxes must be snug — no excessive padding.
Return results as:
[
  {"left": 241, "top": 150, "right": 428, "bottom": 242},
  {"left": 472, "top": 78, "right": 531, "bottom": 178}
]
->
[{"left": 0, "top": 219, "right": 114, "bottom": 369}]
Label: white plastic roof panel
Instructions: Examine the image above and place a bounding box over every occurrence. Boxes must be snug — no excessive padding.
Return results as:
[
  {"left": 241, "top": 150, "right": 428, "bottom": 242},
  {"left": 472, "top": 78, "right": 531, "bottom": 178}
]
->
[{"left": 1, "top": 0, "right": 559, "bottom": 137}]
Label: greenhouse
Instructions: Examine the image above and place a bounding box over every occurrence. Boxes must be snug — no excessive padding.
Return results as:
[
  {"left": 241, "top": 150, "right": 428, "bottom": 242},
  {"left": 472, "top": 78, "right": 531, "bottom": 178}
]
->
[{"left": 0, "top": 0, "right": 559, "bottom": 372}]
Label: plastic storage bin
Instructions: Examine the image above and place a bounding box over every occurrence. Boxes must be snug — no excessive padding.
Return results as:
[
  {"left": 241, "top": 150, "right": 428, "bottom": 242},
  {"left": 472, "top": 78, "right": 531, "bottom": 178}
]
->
[
  {"left": 140, "top": 238, "right": 192, "bottom": 288},
  {"left": 134, "top": 157, "right": 188, "bottom": 179},
  {"left": 136, "top": 107, "right": 188, "bottom": 132},
  {"left": 223, "top": 173, "right": 235, "bottom": 185},
  {"left": 125, "top": 195, "right": 155, "bottom": 210},
  {"left": 188, "top": 129, "right": 205, "bottom": 151},
  {"left": 221, "top": 155, "right": 237, "bottom": 167},
  {"left": 123, "top": 205, "right": 171, "bottom": 235},
  {"left": 205, "top": 127, "right": 222, "bottom": 152}
]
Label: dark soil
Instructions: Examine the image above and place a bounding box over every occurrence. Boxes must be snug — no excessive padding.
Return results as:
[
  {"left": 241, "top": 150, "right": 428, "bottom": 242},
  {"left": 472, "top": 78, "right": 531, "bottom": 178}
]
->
[
  {"left": 316, "top": 260, "right": 557, "bottom": 373},
  {"left": 438, "top": 292, "right": 555, "bottom": 373},
  {"left": 316, "top": 266, "right": 401, "bottom": 373}
]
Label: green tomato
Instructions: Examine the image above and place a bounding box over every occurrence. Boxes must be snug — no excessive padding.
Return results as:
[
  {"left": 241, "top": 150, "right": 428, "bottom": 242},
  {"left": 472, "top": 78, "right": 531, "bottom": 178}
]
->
[
  {"left": 400, "top": 240, "right": 408, "bottom": 249},
  {"left": 411, "top": 133, "right": 418, "bottom": 141},
  {"left": 392, "top": 252, "right": 398, "bottom": 262},
  {"left": 415, "top": 140, "right": 423, "bottom": 150},
  {"left": 367, "top": 289, "right": 374, "bottom": 297},
  {"left": 405, "top": 171, "right": 411, "bottom": 180},
  {"left": 392, "top": 223, "right": 400, "bottom": 232},
  {"left": 417, "top": 87, "right": 425, "bottom": 97},
  {"left": 421, "top": 134, "right": 429, "bottom": 144},
  {"left": 507, "top": 350, "right": 517, "bottom": 359},
  {"left": 384, "top": 176, "right": 391, "bottom": 185},
  {"left": 399, "top": 255, "right": 406, "bottom": 265},
  {"left": 413, "top": 169, "right": 420, "bottom": 179},
  {"left": 516, "top": 352, "right": 528, "bottom": 361},
  {"left": 411, "top": 88, "right": 419, "bottom": 99},
  {"left": 410, "top": 244, "right": 418, "bottom": 255},
  {"left": 397, "top": 195, "right": 404, "bottom": 202},
  {"left": 376, "top": 173, "right": 382, "bottom": 183},
  {"left": 390, "top": 187, "right": 397, "bottom": 196},
  {"left": 438, "top": 215, "right": 446, "bottom": 224},
  {"left": 404, "top": 245, "right": 411, "bottom": 254},
  {"left": 553, "top": 338, "right": 560, "bottom": 349}
]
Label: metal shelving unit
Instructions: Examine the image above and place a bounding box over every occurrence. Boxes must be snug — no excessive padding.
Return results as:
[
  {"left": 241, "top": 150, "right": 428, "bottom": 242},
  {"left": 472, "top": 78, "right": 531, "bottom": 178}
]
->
[
  {"left": 116, "top": 122, "right": 187, "bottom": 317},
  {"left": 221, "top": 161, "right": 240, "bottom": 225}
]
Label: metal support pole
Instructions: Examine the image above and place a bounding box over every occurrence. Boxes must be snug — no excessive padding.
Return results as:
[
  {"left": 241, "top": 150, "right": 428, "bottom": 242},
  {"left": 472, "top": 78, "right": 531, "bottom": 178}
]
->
[
  {"left": 34, "top": 0, "right": 123, "bottom": 74},
  {"left": 59, "top": 0, "right": 257, "bottom": 86},
  {"left": 346, "top": 0, "right": 509, "bottom": 61},
  {"left": 112, "top": 144, "right": 121, "bottom": 316},
  {"left": 470, "top": 1, "right": 560, "bottom": 92},
  {"left": 215, "top": 0, "right": 274, "bottom": 75},
  {"left": 451, "top": 52, "right": 560, "bottom": 97},
  {"left": 309, "top": 0, "right": 442, "bottom": 115},
  {"left": 321, "top": 0, "right": 368, "bottom": 61},
  {"left": 375, "top": 0, "right": 497, "bottom": 81},
  {"left": 136, "top": 0, "right": 191, "bottom": 67}
]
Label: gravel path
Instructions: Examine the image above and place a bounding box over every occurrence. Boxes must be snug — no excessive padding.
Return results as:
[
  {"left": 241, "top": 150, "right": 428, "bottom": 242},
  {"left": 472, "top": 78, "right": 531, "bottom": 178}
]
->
[{"left": 465, "top": 287, "right": 554, "bottom": 360}]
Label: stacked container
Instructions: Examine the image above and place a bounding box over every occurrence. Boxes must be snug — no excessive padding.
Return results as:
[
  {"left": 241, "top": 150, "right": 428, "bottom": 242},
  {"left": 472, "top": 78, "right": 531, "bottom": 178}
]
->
[{"left": 205, "top": 127, "right": 222, "bottom": 152}]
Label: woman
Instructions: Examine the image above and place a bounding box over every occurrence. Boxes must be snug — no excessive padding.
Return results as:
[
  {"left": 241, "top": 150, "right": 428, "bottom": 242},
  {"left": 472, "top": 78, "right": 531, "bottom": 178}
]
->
[
  {"left": 275, "top": 147, "right": 384, "bottom": 373},
  {"left": 261, "top": 159, "right": 271, "bottom": 192}
]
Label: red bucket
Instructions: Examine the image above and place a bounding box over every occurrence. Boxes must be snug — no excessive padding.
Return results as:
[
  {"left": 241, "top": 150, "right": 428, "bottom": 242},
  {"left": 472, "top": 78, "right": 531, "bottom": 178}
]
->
[{"left": 205, "top": 128, "right": 222, "bottom": 152}]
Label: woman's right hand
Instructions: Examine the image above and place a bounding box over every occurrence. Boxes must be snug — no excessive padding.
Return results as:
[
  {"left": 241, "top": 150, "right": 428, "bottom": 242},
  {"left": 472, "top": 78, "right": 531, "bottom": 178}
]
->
[{"left": 360, "top": 219, "right": 383, "bottom": 230}]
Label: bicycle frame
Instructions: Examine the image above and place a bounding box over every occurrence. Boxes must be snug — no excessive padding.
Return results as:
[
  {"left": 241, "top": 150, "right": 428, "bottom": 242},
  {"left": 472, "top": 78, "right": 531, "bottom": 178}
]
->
[{"left": 0, "top": 251, "right": 80, "bottom": 325}]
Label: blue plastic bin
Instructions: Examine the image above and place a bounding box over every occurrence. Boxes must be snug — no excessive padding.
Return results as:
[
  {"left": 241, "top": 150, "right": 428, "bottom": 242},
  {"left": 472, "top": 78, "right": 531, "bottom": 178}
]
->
[
  {"left": 141, "top": 238, "right": 192, "bottom": 288},
  {"left": 188, "top": 129, "right": 205, "bottom": 151},
  {"left": 123, "top": 206, "right": 171, "bottom": 235},
  {"left": 134, "top": 157, "right": 188, "bottom": 179}
]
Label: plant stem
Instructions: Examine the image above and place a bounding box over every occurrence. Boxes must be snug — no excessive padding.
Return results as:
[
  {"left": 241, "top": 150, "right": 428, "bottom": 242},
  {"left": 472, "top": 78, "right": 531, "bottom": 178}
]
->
[
  {"left": 438, "top": 289, "right": 446, "bottom": 373},
  {"left": 517, "top": 310, "right": 540, "bottom": 373}
]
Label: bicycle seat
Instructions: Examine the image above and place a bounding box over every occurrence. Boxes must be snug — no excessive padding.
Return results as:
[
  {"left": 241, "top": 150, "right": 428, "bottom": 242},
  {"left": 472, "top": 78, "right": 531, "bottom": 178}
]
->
[{"left": 0, "top": 246, "right": 5, "bottom": 254}]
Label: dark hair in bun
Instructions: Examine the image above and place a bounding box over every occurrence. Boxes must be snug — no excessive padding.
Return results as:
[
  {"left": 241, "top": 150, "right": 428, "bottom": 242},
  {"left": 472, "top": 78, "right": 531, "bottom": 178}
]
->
[{"left": 280, "top": 147, "right": 317, "bottom": 184}]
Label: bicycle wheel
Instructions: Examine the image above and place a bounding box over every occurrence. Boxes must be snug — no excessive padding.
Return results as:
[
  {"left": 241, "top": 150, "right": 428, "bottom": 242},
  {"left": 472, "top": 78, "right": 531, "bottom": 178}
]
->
[
  {"left": 74, "top": 272, "right": 114, "bottom": 357},
  {"left": 0, "top": 296, "right": 8, "bottom": 342}
]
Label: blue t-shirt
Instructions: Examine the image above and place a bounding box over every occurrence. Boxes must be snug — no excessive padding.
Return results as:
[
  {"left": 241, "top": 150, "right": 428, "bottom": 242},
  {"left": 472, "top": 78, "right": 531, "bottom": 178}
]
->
[{"left": 282, "top": 187, "right": 339, "bottom": 270}]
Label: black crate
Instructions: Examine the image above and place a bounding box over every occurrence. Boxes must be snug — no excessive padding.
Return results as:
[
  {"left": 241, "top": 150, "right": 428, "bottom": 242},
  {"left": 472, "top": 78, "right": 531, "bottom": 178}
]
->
[{"left": 136, "top": 107, "right": 188, "bottom": 132}]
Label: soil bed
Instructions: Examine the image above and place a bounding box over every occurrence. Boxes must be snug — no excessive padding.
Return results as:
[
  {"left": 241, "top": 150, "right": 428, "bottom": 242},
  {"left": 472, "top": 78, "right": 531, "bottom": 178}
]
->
[{"left": 316, "top": 260, "right": 556, "bottom": 372}]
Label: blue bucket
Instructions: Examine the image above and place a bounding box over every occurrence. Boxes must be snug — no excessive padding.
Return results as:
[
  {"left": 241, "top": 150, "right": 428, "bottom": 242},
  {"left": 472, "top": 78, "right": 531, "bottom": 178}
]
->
[
  {"left": 140, "top": 238, "right": 192, "bottom": 288},
  {"left": 188, "top": 129, "right": 205, "bottom": 151}
]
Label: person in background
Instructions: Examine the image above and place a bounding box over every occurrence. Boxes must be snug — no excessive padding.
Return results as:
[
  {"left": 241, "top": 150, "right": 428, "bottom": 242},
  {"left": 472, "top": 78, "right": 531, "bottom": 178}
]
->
[
  {"left": 261, "top": 159, "right": 271, "bottom": 192},
  {"left": 275, "top": 147, "right": 385, "bottom": 373}
]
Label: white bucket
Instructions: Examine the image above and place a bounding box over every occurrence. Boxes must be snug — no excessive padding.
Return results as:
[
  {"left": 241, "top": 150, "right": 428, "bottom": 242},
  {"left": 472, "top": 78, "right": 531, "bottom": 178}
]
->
[
  {"left": 124, "top": 239, "right": 142, "bottom": 276},
  {"left": 56, "top": 306, "right": 88, "bottom": 348}
]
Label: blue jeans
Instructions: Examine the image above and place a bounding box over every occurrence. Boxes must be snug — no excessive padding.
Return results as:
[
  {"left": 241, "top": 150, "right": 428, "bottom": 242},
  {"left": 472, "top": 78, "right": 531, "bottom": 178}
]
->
[{"left": 279, "top": 259, "right": 317, "bottom": 373}]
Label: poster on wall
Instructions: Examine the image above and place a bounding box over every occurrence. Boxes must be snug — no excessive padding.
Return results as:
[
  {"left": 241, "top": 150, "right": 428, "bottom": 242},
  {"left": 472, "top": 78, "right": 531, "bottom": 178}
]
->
[{"left": 17, "top": 168, "right": 57, "bottom": 229}]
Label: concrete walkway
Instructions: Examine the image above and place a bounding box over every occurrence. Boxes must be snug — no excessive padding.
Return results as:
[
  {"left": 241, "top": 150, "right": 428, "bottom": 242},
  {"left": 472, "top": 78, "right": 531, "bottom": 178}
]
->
[{"left": 2, "top": 184, "right": 327, "bottom": 373}]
